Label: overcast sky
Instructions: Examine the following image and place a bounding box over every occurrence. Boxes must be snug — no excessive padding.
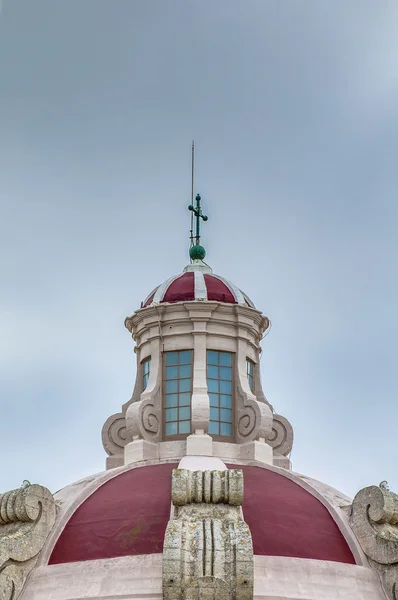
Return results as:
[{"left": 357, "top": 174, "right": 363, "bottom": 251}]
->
[{"left": 1, "top": 1, "right": 398, "bottom": 498}]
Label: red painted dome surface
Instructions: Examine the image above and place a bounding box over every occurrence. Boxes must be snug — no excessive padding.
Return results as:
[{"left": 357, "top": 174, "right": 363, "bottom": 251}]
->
[
  {"left": 142, "top": 270, "right": 255, "bottom": 308},
  {"left": 49, "top": 464, "right": 355, "bottom": 565}
]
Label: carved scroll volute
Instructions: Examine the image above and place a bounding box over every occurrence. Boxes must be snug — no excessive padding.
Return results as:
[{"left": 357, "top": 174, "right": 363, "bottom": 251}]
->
[
  {"left": 268, "top": 414, "right": 294, "bottom": 456},
  {"left": 125, "top": 338, "right": 162, "bottom": 443},
  {"left": 101, "top": 412, "right": 129, "bottom": 457},
  {"left": 350, "top": 485, "right": 398, "bottom": 600},
  {"left": 0, "top": 484, "right": 56, "bottom": 600},
  {"left": 235, "top": 342, "right": 273, "bottom": 444},
  {"left": 163, "top": 469, "right": 254, "bottom": 600}
]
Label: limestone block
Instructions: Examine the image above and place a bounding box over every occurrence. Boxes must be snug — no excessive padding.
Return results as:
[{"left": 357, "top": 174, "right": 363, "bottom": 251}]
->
[
  {"left": 350, "top": 484, "right": 398, "bottom": 599},
  {"left": 239, "top": 440, "right": 273, "bottom": 465},
  {"left": 186, "top": 433, "right": 213, "bottom": 456},
  {"left": 0, "top": 483, "right": 56, "bottom": 600},
  {"left": 163, "top": 468, "right": 254, "bottom": 600},
  {"left": 124, "top": 439, "right": 159, "bottom": 464}
]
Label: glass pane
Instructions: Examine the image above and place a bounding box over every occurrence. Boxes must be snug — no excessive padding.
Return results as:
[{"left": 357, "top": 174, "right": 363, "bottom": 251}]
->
[
  {"left": 208, "top": 379, "right": 219, "bottom": 393},
  {"left": 179, "top": 379, "right": 191, "bottom": 393},
  {"left": 207, "top": 350, "right": 219, "bottom": 365},
  {"left": 220, "top": 366, "right": 232, "bottom": 381},
  {"left": 143, "top": 359, "right": 151, "bottom": 375},
  {"left": 166, "top": 352, "right": 178, "bottom": 366},
  {"left": 179, "top": 364, "right": 191, "bottom": 378},
  {"left": 220, "top": 422, "right": 232, "bottom": 436},
  {"left": 208, "top": 421, "right": 219, "bottom": 435},
  {"left": 166, "top": 380, "right": 178, "bottom": 394},
  {"left": 179, "top": 407, "right": 190, "bottom": 420},
  {"left": 248, "top": 375, "right": 254, "bottom": 392},
  {"left": 166, "top": 366, "right": 178, "bottom": 379},
  {"left": 143, "top": 374, "right": 149, "bottom": 389},
  {"left": 220, "top": 408, "right": 232, "bottom": 423},
  {"left": 179, "top": 392, "right": 191, "bottom": 406},
  {"left": 220, "top": 394, "right": 232, "bottom": 408},
  {"left": 179, "top": 350, "right": 192, "bottom": 364},
  {"left": 220, "top": 352, "right": 232, "bottom": 367},
  {"left": 246, "top": 360, "right": 253, "bottom": 376},
  {"left": 165, "top": 394, "right": 178, "bottom": 407},
  {"left": 165, "top": 408, "right": 178, "bottom": 422},
  {"left": 179, "top": 421, "right": 191, "bottom": 434},
  {"left": 220, "top": 380, "right": 232, "bottom": 394},
  {"left": 209, "top": 393, "right": 219, "bottom": 407},
  {"left": 165, "top": 422, "right": 178, "bottom": 436},
  {"left": 210, "top": 407, "right": 219, "bottom": 421},
  {"left": 207, "top": 365, "right": 218, "bottom": 379}
]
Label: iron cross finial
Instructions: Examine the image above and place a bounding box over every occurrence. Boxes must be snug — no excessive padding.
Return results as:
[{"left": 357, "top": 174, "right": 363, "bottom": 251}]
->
[{"left": 188, "top": 193, "right": 208, "bottom": 261}]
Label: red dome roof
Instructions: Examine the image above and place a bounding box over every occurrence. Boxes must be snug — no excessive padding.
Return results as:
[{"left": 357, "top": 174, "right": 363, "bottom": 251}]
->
[
  {"left": 142, "top": 267, "right": 255, "bottom": 308},
  {"left": 49, "top": 464, "right": 355, "bottom": 565}
]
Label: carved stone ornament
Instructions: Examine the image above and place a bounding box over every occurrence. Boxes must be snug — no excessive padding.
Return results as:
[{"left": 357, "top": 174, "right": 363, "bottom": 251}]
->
[
  {"left": 267, "top": 413, "right": 294, "bottom": 456},
  {"left": 163, "top": 468, "right": 254, "bottom": 600},
  {"left": 0, "top": 483, "right": 56, "bottom": 600},
  {"left": 350, "top": 484, "right": 398, "bottom": 599}
]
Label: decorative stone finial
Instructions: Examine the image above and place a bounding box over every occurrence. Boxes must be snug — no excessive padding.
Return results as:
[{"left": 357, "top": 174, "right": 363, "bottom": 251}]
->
[
  {"left": 163, "top": 468, "right": 254, "bottom": 600},
  {"left": 0, "top": 483, "right": 56, "bottom": 599}
]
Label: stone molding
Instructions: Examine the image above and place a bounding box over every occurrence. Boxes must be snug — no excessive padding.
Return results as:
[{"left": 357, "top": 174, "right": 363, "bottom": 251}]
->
[
  {"left": 0, "top": 483, "right": 56, "bottom": 600},
  {"left": 163, "top": 468, "right": 253, "bottom": 600},
  {"left": 350, "top": 484, "right": 398, "bottom": 599}
]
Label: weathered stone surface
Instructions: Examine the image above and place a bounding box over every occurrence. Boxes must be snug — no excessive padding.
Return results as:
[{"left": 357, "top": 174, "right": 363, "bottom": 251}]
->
[
  {"left": 0, "top": 484, "right": 56, "bottom": 600},
  {"left": 267, "top": 413, "right": 294, "bottom": 457},
  {"left": 350, "top": 484, "right": 398, "bottom": 599},
  {"left": 163, "top": 468, "right": 253, "bottom": 600}
]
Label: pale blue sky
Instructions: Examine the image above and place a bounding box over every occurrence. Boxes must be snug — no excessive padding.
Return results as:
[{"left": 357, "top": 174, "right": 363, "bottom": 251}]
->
[{"left": 1, "top": 0, "right": 398, "bottom": 497}]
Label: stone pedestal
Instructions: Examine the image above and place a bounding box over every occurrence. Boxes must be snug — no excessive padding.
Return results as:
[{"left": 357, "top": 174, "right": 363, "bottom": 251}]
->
[
  {"left": 124, "top": 440, "right": 159, "bottom": 464},
  {"left": 239, "top": 440, "right": 273, "bottom": 464},
  {"left": 186, "top": 433, "right": 213, "bottom": 456}
]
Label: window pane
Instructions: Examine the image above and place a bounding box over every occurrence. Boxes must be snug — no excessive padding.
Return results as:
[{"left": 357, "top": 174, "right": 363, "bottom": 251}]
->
[
  {"left": 179, "top": 364, "right": 191, "bottom": 378},
  {"left": 166, "top": 380, "right": 178, "bottom": 394},
  {"left": 210, "top": 407, "right": 219, "bottom": 421},
  {"left": 179, "top": 421, "right": 191, "bottom": 434},
  {"left": 207, "top": 365, "right": 218, "bottom": 379},
  {"left": 220, "top": 394, "right": 232, "bottom": 408},
  {"left": 220, "top": 352, "right": 232, "bottom": 367},
  {"left": 179, "top": 392, "right": 191, "bottom": 406},
  {"left": 208, "top": 379, "right": 219, "bottom": 393},
  {"left": 220, "top": 366, "right": 232, "bottom": 381},
  {"left": 209, "top": 393, "right": 219, "bottom": 407},
  {"left": 220, "top": 380, "right": 232, "bottom": 394},
  {"left": 179, "top": 350, "right": 192, "bottom": 364},
  {"left": 166, "top": 352, "right": 178, "bottom": 366},
  {"left": 179, "top": 379, "right": 191, "bottom": 393},
  {"left": 166, "top": 366, "right": 178, "bottom": 379},
  {"left": 165, "top": 408, "right": 178, "bottom": 422},
  {"left": 220, "top": 408, "right": 232, "bottom": 423},
  {"left": 208, "top": 421, "right": 219, "bottom": 435},
  {"left": 207, "top": 350, "right": 219, "bottom": 365},
  {"left": 165, "top": 394, "right": 178, "bottom": 407},
  {"left": 220, "top": 422, "right": 232, "bottom": 436},
  {"left": 165, "top": 422, "right": 178, "bottom": 436},
  {"left": 143, "top": 374, "right": 149, "bottom": 389},
  {"left": 179, "top": 407, "right": 190, "bottom": 420}
]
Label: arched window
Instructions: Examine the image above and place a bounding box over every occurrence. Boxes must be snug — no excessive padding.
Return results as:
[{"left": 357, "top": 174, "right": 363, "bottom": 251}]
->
[{"left": 207, "top": 350, "right": 233, "bottom": 438}]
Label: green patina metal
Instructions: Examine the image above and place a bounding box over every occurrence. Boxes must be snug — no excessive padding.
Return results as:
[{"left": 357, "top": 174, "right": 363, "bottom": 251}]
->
[{"left": 188, "top": 193, "right": 208, "bottom": 260}]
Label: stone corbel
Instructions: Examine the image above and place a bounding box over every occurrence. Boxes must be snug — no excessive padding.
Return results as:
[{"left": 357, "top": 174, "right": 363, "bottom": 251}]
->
[
  {"left": 125, "top": 337, "right": 162, "bottom": 443},
  {"left": 163, "top": 468, "right": 254, "bottom": 600},
  {"left": 268, "top": 414, "right": 294, "bottom": 457},
  {"left": 0, "top": 483, "right": 56, "bottom": 600},
  {"left": 350, "top": 484, "right": 398, "bottom": 599}
]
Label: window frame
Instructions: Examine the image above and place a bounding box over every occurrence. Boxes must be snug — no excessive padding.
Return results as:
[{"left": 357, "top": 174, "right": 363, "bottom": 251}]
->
[
  {"left": 206, "top": 350, "right": 235, "bottom": 442},
  {"left": 162, "top": 349, "right": 193, "bottom": 440},
  {"left": 246, "top": 358, "right": 255, "bottom": 393},
  {"left": 142, "top": 356, "right": 151, "bottom": 391}
]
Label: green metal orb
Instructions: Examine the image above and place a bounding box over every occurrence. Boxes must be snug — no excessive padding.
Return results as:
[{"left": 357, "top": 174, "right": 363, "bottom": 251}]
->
[{"left": 189, "top": 245, "right": 206, "bottom": 261}]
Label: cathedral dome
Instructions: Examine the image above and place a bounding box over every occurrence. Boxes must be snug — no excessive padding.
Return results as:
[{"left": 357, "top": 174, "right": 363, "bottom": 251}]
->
[{"left": 142, "top": 262, "right": 255, "bottom": 308}]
